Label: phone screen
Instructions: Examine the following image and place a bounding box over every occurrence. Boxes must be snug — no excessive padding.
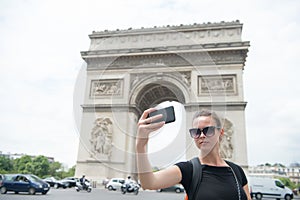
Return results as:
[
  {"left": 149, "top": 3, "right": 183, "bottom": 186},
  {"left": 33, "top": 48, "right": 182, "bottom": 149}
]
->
[{"left": 148, "top": 106, "right": 175, "bottom": 124}]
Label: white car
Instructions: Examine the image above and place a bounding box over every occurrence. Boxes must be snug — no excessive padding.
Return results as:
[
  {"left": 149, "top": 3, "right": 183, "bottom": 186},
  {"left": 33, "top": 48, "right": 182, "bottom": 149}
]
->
[{"left": 106, "top": 178, "right": 125, "bottom": 191}]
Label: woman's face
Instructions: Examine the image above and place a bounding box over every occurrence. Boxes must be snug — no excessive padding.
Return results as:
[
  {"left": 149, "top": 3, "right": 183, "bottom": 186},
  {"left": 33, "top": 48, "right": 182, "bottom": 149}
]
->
[{"left": 192, "top": 116, "right": 223, "bottom": 156}]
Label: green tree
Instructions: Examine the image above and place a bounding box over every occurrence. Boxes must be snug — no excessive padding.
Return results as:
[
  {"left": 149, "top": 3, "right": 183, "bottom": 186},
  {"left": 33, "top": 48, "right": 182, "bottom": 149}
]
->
[
  {"left": 265, "top": 163, "right": 272, "bottom": 167},
  {"left": 48, "top": 161, "right": 63, "bottom": 177},
  {"left": 64, "top": 165, "right": 75, "bottom": 177},
  {"left": 31, "top": 155, "right": 50, "bottom": 177},
  {"left": 278, "top": 177, "right": 295, "bottom": 189},
  {"left": 13, "top": 155, "right": 33, "bottom": 173},
  {"left": 3, "top": 154, "right": 74, "bottom": 179},
  {"left": 0, "top": 156, "right": 14, "bottom": 173}
]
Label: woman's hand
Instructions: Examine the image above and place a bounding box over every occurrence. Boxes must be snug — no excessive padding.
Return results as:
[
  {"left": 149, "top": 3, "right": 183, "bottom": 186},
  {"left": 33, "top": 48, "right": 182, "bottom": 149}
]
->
[{"left": 136, "top": 108, "right": 165, "bottom": 151}]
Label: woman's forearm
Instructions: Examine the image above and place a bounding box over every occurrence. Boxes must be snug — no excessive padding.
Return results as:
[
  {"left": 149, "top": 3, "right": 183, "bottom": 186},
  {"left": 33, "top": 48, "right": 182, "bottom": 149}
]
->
[
  {"left": 135, "top": 108, "right": 165, "bottom": 190},
  {"left": 136, "top": 142, "right": 157, "bottom": 189}
]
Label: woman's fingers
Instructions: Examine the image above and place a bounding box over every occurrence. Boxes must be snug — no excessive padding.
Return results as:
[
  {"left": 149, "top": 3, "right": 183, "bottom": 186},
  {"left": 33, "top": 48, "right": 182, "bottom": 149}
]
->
[
  {"left": 138, "top": 107, "right": 165, "bottom": 125},
  {"left": 139, "top": 108, "right": 157, "bottom": 120},
  {"left": 137, "top": 108, "right": 165, "bottom": 139},
  {"left": 137, "top": 120, "right": 165, "bottom": 140},
  {"left": 136, "top": 108, "right": 165, "bottom": 148},
  {"left": 138, "top": 114, "right": 163, "bottom": 125}
]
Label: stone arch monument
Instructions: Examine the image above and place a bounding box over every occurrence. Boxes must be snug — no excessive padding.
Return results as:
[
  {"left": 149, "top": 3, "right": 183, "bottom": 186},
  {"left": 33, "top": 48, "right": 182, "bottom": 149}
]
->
[{"left": 75, "top": 20, "right": 250, "bottom": 181}]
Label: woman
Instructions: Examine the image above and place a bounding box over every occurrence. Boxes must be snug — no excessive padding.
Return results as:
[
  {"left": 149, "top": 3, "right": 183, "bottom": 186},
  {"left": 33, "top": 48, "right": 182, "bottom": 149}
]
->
[{"left": 136, "top": 108, "right": 251, "bottom": 200}]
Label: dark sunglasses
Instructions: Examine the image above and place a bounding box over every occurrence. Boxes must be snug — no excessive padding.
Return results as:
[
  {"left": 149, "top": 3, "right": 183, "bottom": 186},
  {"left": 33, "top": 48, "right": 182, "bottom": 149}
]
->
[{"left": 189, "top": 126, "right": 221, "bottom": 139}]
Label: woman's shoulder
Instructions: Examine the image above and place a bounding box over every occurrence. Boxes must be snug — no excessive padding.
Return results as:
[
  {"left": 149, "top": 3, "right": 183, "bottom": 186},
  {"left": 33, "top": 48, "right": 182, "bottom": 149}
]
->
[
  {"left": 175, "top": 160, "right": 193, "bottom": 170},
  {"left": 174, "top": 160, "right": 193, "bottom": 192}
]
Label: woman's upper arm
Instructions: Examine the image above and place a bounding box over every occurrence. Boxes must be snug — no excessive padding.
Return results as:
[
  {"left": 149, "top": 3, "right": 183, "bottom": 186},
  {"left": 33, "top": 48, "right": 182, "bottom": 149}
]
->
[
  {"left": 149, "top": 165, "right": 182, "bottom": 190},
  {"left": 243, "top": 184, "right": 252, "bottom": 200}
]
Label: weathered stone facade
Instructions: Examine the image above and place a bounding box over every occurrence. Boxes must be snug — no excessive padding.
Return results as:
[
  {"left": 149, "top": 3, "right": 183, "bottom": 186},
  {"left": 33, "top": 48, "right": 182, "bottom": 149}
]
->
[{"left": 75, "top": 20, "right": 250, "bottom": 181}]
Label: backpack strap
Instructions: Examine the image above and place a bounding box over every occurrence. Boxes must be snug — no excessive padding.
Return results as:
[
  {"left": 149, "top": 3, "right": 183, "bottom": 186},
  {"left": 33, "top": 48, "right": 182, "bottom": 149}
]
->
[
  {"left": 187, "top": 159, "right": 243, "bottom": 200},
  {"left": 225, "top": 160, "right": 243, "bottom": 185},
  {"left": 188, "top": 157, "right": 202, "bottom": 200}
]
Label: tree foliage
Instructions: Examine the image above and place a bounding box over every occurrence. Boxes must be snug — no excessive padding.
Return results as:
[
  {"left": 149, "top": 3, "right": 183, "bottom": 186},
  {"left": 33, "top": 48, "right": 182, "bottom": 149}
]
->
[
  {"left": 13, "top": 155, "right": 33, "bottom": 174},
  {"left": 0, "top": 156, "right": 13, "bottom": 173},
  {"left": 278, "top": 177, "right": 295, "bottom": 189},
  {"left": 0, "top": 155, "right": 75, "bottom": 179}
]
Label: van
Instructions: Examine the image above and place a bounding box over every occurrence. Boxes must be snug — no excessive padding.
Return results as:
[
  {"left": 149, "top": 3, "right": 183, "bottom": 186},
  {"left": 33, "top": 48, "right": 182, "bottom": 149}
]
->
[{"left": 248, "top": 176, "right": 293, "bottom": 200}]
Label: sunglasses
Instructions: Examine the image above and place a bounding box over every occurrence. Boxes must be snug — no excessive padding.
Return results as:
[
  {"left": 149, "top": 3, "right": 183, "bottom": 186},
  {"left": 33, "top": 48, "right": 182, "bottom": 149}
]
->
[{"left": 189, "top": 126, "right": 221, "bottom": 139}]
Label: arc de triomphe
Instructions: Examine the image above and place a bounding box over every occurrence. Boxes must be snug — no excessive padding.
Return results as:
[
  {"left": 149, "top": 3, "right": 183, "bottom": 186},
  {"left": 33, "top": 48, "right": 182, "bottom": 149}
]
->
[{"left": 75, "top": 20, "right": 250, "bottom": 181}]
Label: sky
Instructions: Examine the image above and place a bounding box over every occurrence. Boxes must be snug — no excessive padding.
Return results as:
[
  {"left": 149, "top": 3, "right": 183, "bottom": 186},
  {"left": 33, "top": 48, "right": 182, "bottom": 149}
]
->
[{"left": 0, "top": 0, "right": 299, "bottom": 168}]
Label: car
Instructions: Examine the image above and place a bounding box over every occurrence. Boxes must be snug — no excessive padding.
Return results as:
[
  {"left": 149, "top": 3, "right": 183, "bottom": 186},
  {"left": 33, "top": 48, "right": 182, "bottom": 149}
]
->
[
  {"left": 43, "top": 177, "right": 68, "bottom": 189},
  {"left": 60, "top": 177, "right": 78, "bottom": 188},
  {"left": 106, "top": 178, "right": 125, "bottom": 191},
  {"left": 0, "top": 174, "right": 50, "bottom": 195},
  {"left": 0, "top": 174, "right": 3, "bottom": 186},
  {"left": 157, "top": 184, "right": 185, "bottom": 193}
]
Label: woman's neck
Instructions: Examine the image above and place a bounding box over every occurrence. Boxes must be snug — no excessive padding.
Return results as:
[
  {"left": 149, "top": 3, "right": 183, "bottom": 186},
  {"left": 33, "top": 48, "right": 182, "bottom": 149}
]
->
[{"left": 199, "top": 153, "right": 227, "bottom": 166}]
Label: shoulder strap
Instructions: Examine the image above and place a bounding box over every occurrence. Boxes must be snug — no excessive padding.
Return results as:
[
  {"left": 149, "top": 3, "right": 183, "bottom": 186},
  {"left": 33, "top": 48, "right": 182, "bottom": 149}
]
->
[
  {"left": 188, "top": 159, "right": 243, "bottom": 200},
  {"left": 188, "top": 157, "right": 202, "bottom": 200},
  {"left": 225, "top": 160, "right": 243, "bottom": 185}
]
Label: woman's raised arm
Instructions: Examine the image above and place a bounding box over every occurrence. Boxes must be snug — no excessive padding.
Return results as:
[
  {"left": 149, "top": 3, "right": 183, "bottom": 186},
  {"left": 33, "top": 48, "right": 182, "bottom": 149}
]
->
[{"left": 136, "top": 108, "right": 182, "bottom": 190}]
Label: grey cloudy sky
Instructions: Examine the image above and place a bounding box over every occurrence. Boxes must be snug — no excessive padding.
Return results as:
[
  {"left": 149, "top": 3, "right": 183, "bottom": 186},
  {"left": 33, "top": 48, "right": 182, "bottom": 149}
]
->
[{"left": 0, "top": 0, "right": 299, "bottom": 168}]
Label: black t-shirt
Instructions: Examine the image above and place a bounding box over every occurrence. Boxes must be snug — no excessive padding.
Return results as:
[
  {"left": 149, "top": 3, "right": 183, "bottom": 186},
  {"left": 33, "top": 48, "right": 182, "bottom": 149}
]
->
[{"left": 176, "top": 161, "right": 248, "bottom": 200}]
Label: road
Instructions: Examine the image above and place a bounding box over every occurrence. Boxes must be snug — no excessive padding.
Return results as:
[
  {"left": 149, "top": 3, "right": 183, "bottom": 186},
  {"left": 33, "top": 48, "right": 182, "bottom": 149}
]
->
[
  {"left": 0, "top": 187, "right": 185, "bottom": 200},
  {"left": 0, "top": 187, "right": 299, "bottom": 200}
]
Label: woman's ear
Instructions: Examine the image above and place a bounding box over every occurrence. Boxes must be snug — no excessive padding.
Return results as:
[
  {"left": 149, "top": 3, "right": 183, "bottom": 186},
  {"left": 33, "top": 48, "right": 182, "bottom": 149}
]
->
[
  {"left": 220, "top": 128, "right": 225, "bottom": 136},
  {"left": 219, "top": 128, "right": 225, "bottom": 142}
]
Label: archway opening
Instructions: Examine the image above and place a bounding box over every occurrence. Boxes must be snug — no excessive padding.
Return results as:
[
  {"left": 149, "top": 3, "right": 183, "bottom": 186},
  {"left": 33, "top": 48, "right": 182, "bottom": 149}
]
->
[
  {"left": 135, "top": 83, "right": 185, "bottom": 113},
  {"left": 134, "top": 83, "right": 187, "bottom": 169}
]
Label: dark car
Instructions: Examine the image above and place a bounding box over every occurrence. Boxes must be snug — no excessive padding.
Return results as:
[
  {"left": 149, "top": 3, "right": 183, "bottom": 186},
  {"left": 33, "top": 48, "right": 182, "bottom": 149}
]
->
[
  {"left": 0, "top": 174, "right": 50, "bottom": 195},
  {"left": 157, "top": 184, "right": 185, "bottom": 193},
  {"left": 43, "top": 177, "right": 68, "bottom": 189},
  {"left": 0, "top": 174, "right": 3, "bottom": 185},
  {"left": 60, "top": 177, "right": 78, "bottom": 188}
]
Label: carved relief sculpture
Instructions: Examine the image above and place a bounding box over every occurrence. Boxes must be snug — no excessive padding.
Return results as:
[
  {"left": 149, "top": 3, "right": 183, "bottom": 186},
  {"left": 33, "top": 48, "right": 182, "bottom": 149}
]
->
[
  {"left": 220, "top": 118, "right": 234, "bottom": 159},
  {"left": 90, "top": 118, "right": 113, "bottom": 159},
  {"left": 90, "top": 79, "right": 123, "bottom": 98},
  {"left": 198, "top": 75, "right": 237, "bottom": 95},
  {"left": 180, "top": 72, "right": 191, "bottom": 88}
]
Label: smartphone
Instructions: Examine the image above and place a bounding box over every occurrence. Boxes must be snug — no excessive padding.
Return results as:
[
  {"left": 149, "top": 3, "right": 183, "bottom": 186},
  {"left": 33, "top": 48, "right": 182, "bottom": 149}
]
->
[{"left": 147, "top": 106, "right": 176, "bottom": 124}]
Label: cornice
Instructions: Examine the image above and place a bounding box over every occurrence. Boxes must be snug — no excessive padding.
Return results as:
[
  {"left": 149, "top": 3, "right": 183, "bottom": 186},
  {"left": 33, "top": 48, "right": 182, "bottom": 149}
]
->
[
  {"left": 81, "top": 104, "right": 141, "bottom": 115},
  {"left": 81, "top": 41, "right": 250, "bottom": 58},
  {"left": 87, "top": 21, "right": 245, "bottom": 52},
  {"left": 185, "top": 101, "right": 247, "bottom": 111},
  {"left": 82, "top": 44, "right": 249, "bottom": 70},
  {"left": 81, "top": 101, "right": 247, "bottom": 113},
  {"left": 90, "top": 20, "right": 243, "bottom": 38}
]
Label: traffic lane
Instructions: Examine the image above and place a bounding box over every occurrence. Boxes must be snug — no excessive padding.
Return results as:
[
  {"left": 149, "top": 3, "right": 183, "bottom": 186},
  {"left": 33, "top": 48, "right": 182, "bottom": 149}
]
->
[
  {"left": 0, "top": 188, "right": 185, "bottom": 200},
  {"left": 1, "top": 188, "right": 298, "bottom": 200}
]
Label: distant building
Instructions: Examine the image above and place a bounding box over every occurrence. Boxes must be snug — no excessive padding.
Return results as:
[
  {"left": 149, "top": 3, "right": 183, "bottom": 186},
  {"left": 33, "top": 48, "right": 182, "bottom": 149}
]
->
[
  {"left": 0, "top": 151, "right": 55, "bottom": 163},
  {"left": 249, "top": 164, "right": 300, "bottom": 184}
]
